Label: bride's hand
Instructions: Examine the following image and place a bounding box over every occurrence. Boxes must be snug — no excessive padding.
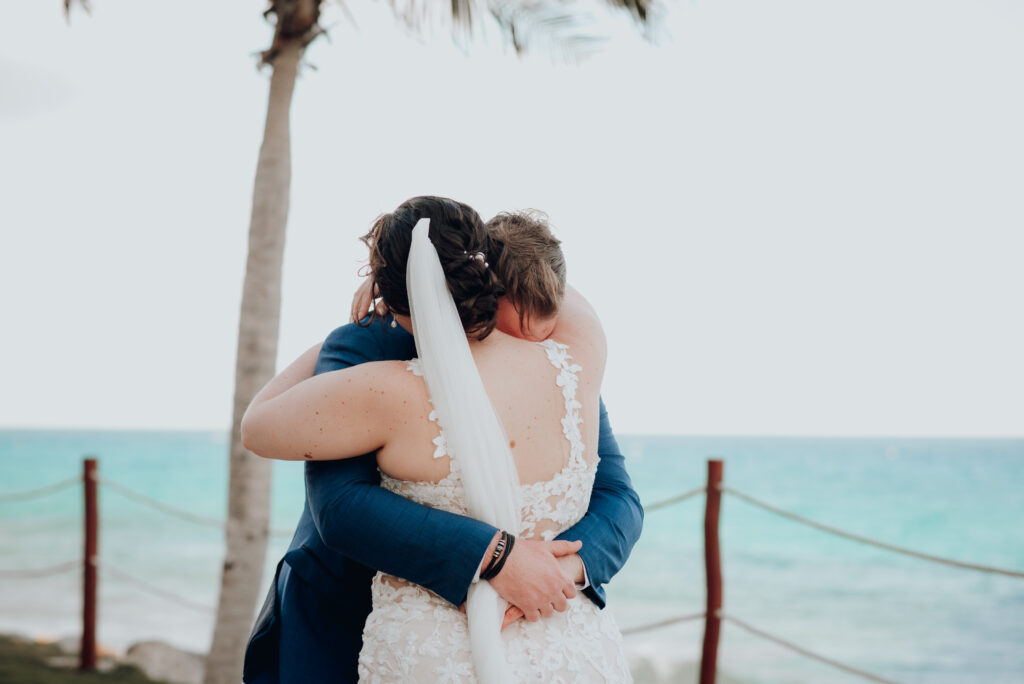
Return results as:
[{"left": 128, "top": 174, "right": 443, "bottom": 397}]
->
[
  {"left": 555, "top": 553, "right": 585, "bottom": 585},
  {"left": 459, "top": 601, "right": 525, "bottom": 630},
  {"left": 349, "top": 278, "right": 385, "bottom": 323},
  {"left": 501, "top": 604, "right": 525, "bottom": 630}
]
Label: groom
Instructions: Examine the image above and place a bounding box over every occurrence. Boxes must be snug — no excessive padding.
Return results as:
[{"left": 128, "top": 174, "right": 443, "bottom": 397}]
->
[{"left": 243, "top": 211, "right": 643, "bottom": 683}]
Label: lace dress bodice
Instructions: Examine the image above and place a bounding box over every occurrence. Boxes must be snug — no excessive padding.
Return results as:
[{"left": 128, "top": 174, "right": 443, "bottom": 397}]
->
[{"left": 357, "top": 340, "right": 632, "bottom": 683}]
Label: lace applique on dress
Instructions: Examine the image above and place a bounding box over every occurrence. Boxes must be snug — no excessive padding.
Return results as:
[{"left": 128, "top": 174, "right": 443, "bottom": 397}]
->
[
  {"left": 518, "top": 340, "right": 598, "bottom": 542},
  {"left": 358, "top": 342, "right": 630, "bottom": 683},
  {"left": 375, "top": 359, "right": 464, "bottom": 512},
  {"left": 406, "top": 358, "right": 449, "bottom": 461}
]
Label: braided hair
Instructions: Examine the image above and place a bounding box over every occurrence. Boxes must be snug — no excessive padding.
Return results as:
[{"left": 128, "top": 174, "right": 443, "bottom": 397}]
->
[{"left": 360, "top": 196, "right": 506, "bottom": 340}]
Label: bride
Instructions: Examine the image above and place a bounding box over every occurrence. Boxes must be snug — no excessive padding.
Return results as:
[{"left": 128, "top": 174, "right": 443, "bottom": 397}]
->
[{"left": 242, "top": 196, "right": 631, "bottom": 683}]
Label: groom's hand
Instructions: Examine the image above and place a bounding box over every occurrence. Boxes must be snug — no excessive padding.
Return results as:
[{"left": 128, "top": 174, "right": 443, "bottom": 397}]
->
[
  {"left": 500, "top": 548, "right": 585, "bottom": 629},
  {"left": 488, "top": 538, "right": 582, "bottom": 623}
]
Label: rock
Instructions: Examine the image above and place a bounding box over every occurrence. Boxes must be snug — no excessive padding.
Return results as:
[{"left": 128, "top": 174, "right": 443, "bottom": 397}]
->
[
  {"left": 630, "top": 656, "right": 747, "bottom": 683},
  {"left": 124, "top": 641, "right": 205, "bottom": 684},
  {"left": 45, "top": 636, "right": 118, "bottom": 672},
  {"left": 56, "top": 635, "right": 79, "bottom": 655},
  {"left": 629, "top": 656, "right": 664, "bottom": 683}
]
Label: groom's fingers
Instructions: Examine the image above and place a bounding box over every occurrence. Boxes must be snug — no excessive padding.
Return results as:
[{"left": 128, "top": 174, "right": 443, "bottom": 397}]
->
[
  {"left": 552, "top": 594, "right": 569, "bottom": 613},
  {"left": 549, "top": 540, "right": 583, "bottom": 557},
  {"left": 489, "top": 539, "right": 579, "bottom": 619}
]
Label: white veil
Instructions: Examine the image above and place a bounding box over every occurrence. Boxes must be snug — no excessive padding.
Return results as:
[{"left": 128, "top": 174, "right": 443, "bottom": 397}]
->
[{"left": 405, "top": 218, "right": 522, "bottom": 683}]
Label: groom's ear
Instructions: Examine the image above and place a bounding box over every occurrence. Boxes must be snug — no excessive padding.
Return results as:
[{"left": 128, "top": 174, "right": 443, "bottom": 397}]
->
[{"left": 523, "top": 315, "right": 557, "bottom": 342}]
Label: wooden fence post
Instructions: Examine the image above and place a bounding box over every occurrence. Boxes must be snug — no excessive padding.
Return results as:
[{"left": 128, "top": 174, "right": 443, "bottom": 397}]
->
[
  {"left": 700, "top": 458, "right": 723, "bottom": 684},
  {"left": 80, "top": 457, "right": 98, "bottom": 671}
]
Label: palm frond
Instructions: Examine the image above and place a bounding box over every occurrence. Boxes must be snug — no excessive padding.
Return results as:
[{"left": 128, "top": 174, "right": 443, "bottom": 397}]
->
[
  {"left": 384, "top": 0, "right": 477, "bottom": 38},
  {"left": 489, "top": 3, "right": 607, "bottom": 62},
  {"left": 63, "top": 0, "right": 91, "bottom": 23},
  {"left": 484, "top": 0, "right": 659, "bottom": 61},
  {"left": 603, "top": 0, "right": 650, "bottom": 24},
  {"left": 329, "top": 0, "right": 361, "bottom": 32},
  {"left": 380, "top": 0, "right": 647, "bottom": 61},
  {"left": 451, "top": 0, "right": 474, "bottom": 31}
]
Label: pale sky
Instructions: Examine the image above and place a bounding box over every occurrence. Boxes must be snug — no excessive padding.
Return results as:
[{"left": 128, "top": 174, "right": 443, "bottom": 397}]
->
[{"left": 1, "top": 0, "right": 1022, "bottom": 436}]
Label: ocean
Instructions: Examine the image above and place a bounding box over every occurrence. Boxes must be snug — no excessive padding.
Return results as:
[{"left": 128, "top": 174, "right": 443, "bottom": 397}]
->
[{"left": 0, "top": 430, "right": 1021, "bottom": 683}]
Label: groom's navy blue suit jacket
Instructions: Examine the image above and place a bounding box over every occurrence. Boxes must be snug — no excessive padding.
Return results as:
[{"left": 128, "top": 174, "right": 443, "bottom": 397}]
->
[{"left": 243, "top": 316, "right": 643, "bottom": 683}]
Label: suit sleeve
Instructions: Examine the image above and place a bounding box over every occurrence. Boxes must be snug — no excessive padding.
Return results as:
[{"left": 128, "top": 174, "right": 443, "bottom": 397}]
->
[
  {"left": 305, "top": 323, "right": 498, "bottom": 606},
  {"left": 555, "top": 398, "right": 643, "bottom": 608}
]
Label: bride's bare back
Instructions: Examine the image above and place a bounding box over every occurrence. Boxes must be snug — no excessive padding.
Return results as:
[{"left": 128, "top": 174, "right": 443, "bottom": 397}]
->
[{"left": 374, "top": 328, "right": 602, "bottom": 492}]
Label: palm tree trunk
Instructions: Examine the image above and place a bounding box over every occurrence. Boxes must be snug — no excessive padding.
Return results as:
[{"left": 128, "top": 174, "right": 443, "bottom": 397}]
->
[{"left": 204, "top": 38, "right": 303, "bottom": 684}]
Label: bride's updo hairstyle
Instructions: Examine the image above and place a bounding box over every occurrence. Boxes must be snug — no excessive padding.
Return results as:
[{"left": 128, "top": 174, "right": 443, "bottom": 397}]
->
[{"left": 361, "top": 196, "right": 505, "bottom": 340}]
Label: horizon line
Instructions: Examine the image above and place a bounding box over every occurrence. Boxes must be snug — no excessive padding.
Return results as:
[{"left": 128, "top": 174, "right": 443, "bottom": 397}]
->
[{"left": 0, "top": 425, "right": 1021, "bottom": 440}]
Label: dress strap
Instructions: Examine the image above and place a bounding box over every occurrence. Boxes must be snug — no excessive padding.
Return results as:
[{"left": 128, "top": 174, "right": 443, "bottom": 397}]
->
[
  {"left": 406, "top": 359, "right": 448, "bottom": 460},
  {"left": 537, "top": 340, "right": 586, "bottom": 468}
]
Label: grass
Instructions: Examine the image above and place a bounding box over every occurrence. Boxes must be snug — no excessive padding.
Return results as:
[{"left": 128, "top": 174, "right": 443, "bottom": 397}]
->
[{"left": 0, "top": 635, "right": 168, "bottom": 684}]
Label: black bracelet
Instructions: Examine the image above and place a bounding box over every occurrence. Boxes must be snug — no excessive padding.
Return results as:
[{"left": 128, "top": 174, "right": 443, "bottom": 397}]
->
[
  {"left": 489, "top": 533, "right": 515, "bottom": 579},
  {"left": 480, "top": 531, "right": 508, "bottom": 580},
  {"left": 481, "top": 532, "right": 516, "bottom": 581}
]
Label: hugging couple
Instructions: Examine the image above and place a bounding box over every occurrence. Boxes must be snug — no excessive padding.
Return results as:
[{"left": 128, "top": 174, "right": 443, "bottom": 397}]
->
[{"left": 241, "top": 196, "right": 643, "bottom": 683}]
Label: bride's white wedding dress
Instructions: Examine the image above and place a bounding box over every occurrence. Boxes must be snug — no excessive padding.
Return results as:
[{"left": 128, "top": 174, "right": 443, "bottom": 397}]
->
[{"left": 357, "top": 340, "right": 632, "bottom": 683}]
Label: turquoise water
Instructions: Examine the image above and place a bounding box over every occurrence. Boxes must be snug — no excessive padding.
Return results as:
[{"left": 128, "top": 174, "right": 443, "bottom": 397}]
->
[{"left": 0, "top": 430, "right": 1021, "bottom": 683}]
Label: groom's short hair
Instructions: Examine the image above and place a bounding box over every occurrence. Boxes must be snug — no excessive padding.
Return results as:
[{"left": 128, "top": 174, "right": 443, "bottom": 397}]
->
[{"left": 486, "top": 211, "right": 566, "bottom": 325}]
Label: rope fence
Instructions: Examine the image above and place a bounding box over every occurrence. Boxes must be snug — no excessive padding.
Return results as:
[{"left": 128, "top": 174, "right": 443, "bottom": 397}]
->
[
  {"left": 0, "top": 559, "right": 81, "bottom": 579},
  {"left": 0, "top": 461, "right": 286, "bottom": 670},
  {"left": 642, "top": 485, "right": 705, "bottom": 512},
  {"left": 99, "top": 563, "right": 215, "bottom": 614},
  {"left": 720, "top": 611, "right": 902, "bottom": 684},
  {"left": 620, "top": 464, "right": 1023, "bottom": 684},
  {"left": 0, "top": 473, "right": 293, "bottom": 536},
  {"left": 0, "top": 559, "right": 216, "bottom": 614},
  {"left": 0, "top": 475, "right": 81, "bottom": 503},
  {"left": 96, "top": 475, "right": 294, "bottom": 538},
  {"left": 621, "top": 611, "right": 705, "bottom": 636},
  {"left": 720, "top": 485, "right": 1024, "bottom": 579}
]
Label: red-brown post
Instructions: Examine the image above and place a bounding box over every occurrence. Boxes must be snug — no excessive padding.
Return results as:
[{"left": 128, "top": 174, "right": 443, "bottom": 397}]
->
[
  {"left": 80, "top": 457, "right": 98, "bottom": 671},
  {"left": 700, "top": 458, "right": 723, "bottom": 684}
]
